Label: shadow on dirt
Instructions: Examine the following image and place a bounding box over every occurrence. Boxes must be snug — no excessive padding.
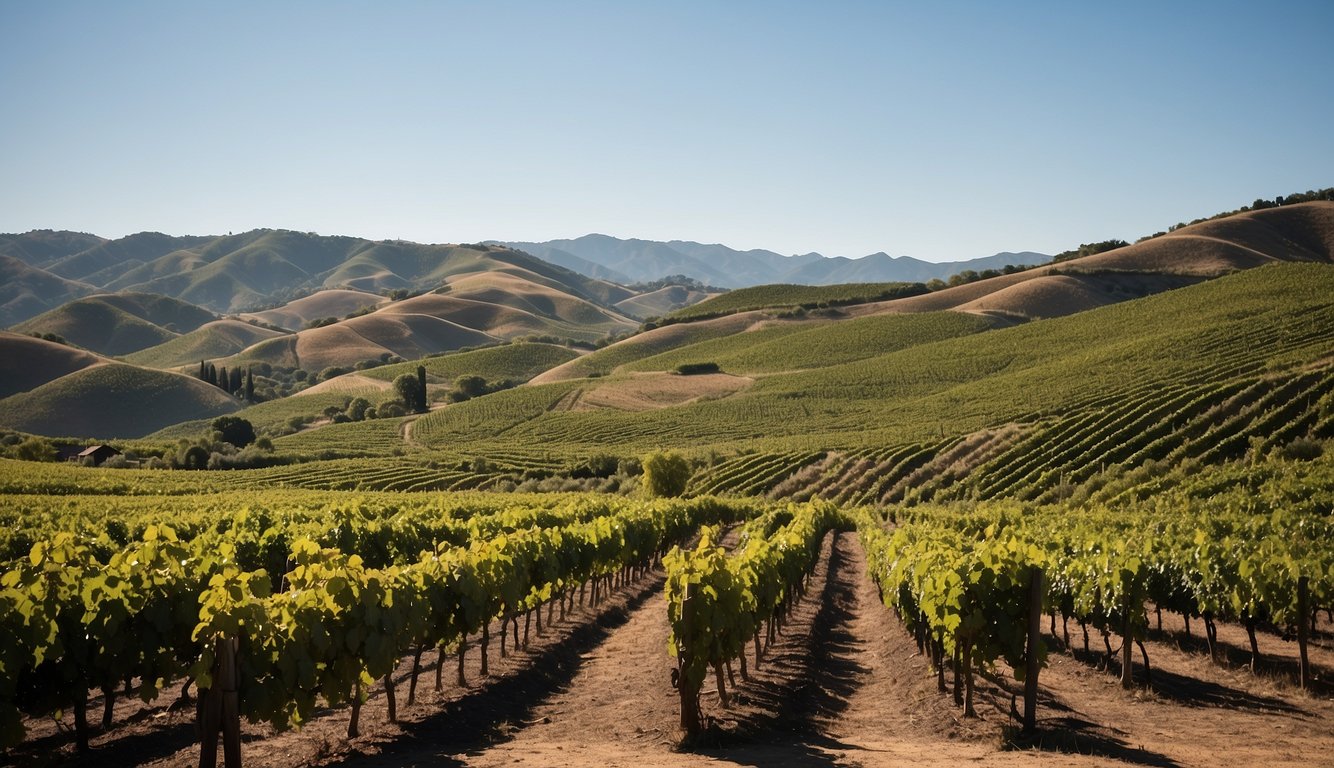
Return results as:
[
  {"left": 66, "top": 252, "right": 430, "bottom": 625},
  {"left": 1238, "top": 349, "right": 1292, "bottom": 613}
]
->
[{"left": 322, "top": 572, "right": 667, "bottom": 768}]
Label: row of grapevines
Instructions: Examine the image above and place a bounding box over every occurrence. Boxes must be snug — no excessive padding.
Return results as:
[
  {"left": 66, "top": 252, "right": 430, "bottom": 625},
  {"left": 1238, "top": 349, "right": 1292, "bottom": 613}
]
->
[
  {"left": 855, "top": 507, "right": 1043, "bottom": 716},
  {"left": 0, "top": 496, "right": 756, "bottom": 750},
  {"left": 663, "top": 501, "right": 841, "bottom": 732}
]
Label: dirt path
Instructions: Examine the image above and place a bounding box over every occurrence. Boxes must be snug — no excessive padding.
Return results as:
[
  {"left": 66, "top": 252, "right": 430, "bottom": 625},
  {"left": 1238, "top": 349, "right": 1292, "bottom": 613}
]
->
[
  {"left": 1018, "top": 608, "right": 1334, "bottom": 768},
  {"left": 809, "top": 532, "right": 1015, "bottom": 766},
  {"left": 459, "top": 560, "right": 689, "bottom": 767}
]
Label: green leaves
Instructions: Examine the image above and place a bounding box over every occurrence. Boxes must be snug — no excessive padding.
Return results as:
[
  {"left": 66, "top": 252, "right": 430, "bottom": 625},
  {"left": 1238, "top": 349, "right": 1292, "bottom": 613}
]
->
[{"left": 666, "top": 503, "right": 839, "bottom": 687}]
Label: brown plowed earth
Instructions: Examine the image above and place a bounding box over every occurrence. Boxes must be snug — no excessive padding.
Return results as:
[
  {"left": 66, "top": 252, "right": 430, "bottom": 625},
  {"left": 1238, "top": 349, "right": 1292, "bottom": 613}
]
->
[{"left": 11, "top": 531, "right": 1332, "bottom": 767}]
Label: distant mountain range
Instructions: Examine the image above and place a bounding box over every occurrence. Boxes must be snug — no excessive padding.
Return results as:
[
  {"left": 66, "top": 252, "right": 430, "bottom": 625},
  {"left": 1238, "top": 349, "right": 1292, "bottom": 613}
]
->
[
  {"left": 501, "top": 234, "right": 1049, "bottom": 288},
  {"left": 0, "top": 229, "right": 633, "bottom": 327}
]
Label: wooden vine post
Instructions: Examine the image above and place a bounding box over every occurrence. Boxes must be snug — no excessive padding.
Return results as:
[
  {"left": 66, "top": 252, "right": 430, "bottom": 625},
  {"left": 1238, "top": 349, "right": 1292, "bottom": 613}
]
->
[
  {"left": 1297, "top": 576, "right": 1311, "bottom": 690},
  {"left": 1022, "top": 566, "right": 1044, "bottom": 734},
  {"left": 677, "top": 581, "right": 701, "bottom": 739},
  {"left": 199, "top": 635, "right": 242, "bottom": 768},
  {"left": 1120, "top": 582, "right": 1134, "bottom": 689}
]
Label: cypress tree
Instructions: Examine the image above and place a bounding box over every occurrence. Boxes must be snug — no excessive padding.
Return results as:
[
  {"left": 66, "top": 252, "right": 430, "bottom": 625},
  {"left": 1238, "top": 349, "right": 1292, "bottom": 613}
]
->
[
  {"left": 207, "top": 363, "right": 218, "bottom": 387},
  {"left": 230, "top": 367, "right": 243, "bottom": 394},
  {"left": 218, "top": 367, "right": 229, "bottom": 393},
  {"left": 199, "top": 360, "right": 206, "bottom": 381},
  {"left": 416, "top": 365, "right": 428, "bottom": 413},
  {"left": 245, "top": 369, "right": 255, "bottom": 401}
]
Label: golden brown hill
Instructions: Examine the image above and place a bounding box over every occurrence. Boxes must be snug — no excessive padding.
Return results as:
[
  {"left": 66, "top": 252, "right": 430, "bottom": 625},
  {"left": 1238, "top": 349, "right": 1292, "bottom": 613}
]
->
[
  {"left": 219, "top": 271, "right": 640, "bottom": 372},
  {"left": 292, "top": 314, "right": 496, "bottom": 372},
  {"left": 856, "top": 202, "right": 1334, "bottom": 320},
  {"left": 238, "top": 289, "right": 387, "bottom": 331},
  {"left": 122, "top": 319, "right": 290, "bottom": 369}
]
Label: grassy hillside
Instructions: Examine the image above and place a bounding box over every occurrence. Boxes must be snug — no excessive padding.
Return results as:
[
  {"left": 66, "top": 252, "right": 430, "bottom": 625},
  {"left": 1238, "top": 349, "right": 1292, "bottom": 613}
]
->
[
  {"left": 852, "top": 201, "right": 1334, "bottom": 321},
  {"left": 12, "top": 293, "right": 217, "bottom": 356},
  {"left": 150, "top": 342, "right": 580, "bottom": 440},
  {"left": 123, "top": 319, "right": 290, "bottom": 369},
  {"left": 531, "top": 313, "right": 764, "bottom": 383},
  {"left": 238, "top": 289, "right": 387, "bottom": 331},
  {"left": 613, "top": 285, "right": 712, "bottom": 318},
  {"left": 0, "top": 363, "right": 240, "bottom": 439},
  {"left": 0, "top": 230, "right": 105, "bottom": 267},
  {"left": 361, "top": 342, "right": 580, "bottom": 386},
  {"left": 621, "top": 311, "right": 1000, "bottom": 375},
  {"left": 209, "top": 271, "right": 633, "bottom": 372},
  {"left": 0, "top": 332, "right": 103, "bottom": 399},
  {"left": 0, "top": 255, "right": 95, "bottom": 327},
  {"left": 411, "top": 264, "right": 1334, "bottom": 460}
]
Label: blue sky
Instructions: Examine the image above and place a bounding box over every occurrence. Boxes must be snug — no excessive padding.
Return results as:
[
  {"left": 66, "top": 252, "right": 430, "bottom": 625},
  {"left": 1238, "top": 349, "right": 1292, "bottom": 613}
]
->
[{"left": 2, "top": 1, "right": 1331, "bottom": 262}]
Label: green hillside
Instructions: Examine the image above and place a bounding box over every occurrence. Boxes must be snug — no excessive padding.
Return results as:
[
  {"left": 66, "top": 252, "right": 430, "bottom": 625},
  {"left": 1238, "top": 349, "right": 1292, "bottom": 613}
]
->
[
  {"left": 406, "top": 264, "right": 1332, "bottom": 491},
  {"left": 621, "top": 311, "right": 1000, "bottom": 375},
  {"left": 361, "top": 342, "right": 581, "bottom": 386},
  {"left": 0, "top": 363, "right": 240, "bottom": 439},
  {"left": 123, "top": 320, "right": 290, "bottom": 369},
  {"left": 148, "top": 342, "right": 580, "bottom": 440},
  {"left": 0, "top": 255, "right": 94, "bottom": 327},
  {"left": 13, "top": 293, "right": 217, "bottom": 356}
]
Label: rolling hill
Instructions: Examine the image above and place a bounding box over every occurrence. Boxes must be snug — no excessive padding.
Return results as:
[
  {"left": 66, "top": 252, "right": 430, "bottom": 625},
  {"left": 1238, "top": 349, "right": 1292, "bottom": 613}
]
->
[
  {"left": 12, "top": 293, "right": 218, "bottom": 356},
  {"left": 0, "top": 255, "right": 95, "bottom": 328},
  {"left": 208, "top": 270, "right": 637, "bottom": 372},
  {"left": 0, "top": 362, "right": 240, "bottom": 439},
  {"left": 0, "top": 229, "right": 637, "bottom": 324},
  {"left": 407, "top": 263, "right": 1334, "bottom": 504},
  {"left": 613, "top": 285, "right": 715, "bottom": 319},
  {"left": 122, "top": 319, "right": 290, "bottom": 369},
  {"left": 237, "top": 289, "right": 388, "bottom": 331},
  {"left": 0, "top": 332, "right": 103, "bottom": 399},
  {"left": 834, "top": 201, "right": 1334, "bottom": 321}
]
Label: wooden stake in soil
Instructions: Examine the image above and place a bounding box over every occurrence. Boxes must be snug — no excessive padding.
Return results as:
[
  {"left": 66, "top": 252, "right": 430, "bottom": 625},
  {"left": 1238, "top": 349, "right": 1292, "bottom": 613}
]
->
[
  {"left": 1298, "top": 576, "right": 1311, "bottom": 690},
  {"left": 1121, "top": 591, "right": 1135, "bottom": 689},
  {"left": 677, "top": 582, "right": 701, "bottom": 739},
  {"left": 1023, "top": 567, "right": 1044, "bottom": 734},
  {"left": 199, "top": 635, "right": 242, "bottom": 768}
]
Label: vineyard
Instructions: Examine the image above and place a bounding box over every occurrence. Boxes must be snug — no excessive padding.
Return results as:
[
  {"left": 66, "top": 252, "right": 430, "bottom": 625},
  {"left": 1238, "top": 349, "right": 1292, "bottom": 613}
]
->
[
  {"left": 0, "top": 454, "right": 1329, "bottom": 766},
  {"left": 0, "top": 254, "right": 1330, "bottom": 765}
]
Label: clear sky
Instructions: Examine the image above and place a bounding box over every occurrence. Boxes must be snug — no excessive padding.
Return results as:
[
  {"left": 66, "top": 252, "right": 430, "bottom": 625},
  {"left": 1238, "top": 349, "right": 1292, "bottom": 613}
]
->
[{"left": 2, "top": 1, "right": 1331, "bottom": 262}]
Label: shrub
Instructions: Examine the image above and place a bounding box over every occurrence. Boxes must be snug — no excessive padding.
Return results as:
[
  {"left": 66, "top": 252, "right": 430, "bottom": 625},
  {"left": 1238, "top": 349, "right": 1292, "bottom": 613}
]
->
[
  {"left": 1280, "top": 437, "right": 1323, "bottom": 462},
  {"left": 641, "top": 450, "right": 691, "bottom": 498},
  {"left": 211, "top": 416, "right": 256, "bottom": 448},
  {"left": 11, "top": 437, "right": 58, "bottom": 462},
  {"left": 673, "top": 362, "right": 720, "bottom": 376}
]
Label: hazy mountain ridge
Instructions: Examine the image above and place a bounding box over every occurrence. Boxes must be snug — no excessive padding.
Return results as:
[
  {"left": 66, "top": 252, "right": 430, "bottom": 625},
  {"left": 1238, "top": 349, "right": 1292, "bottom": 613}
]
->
[
  {"left": 0, "top": 229, "right": 631, "bottom": 325},
  {"left": 503, "top": 234, "right": 1049, "bottom": 288}
]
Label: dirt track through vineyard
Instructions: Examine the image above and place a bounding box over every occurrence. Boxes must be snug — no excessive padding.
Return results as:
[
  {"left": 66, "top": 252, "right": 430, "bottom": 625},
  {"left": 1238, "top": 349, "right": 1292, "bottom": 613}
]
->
[{"left": 13, "top": 532, "right": 1333, "bottom": 768}]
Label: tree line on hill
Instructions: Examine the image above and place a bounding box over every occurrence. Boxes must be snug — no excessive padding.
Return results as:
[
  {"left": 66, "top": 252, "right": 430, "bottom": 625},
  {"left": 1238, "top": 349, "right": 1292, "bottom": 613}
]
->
[{"left": 198, "top": 361, "right": 255, "bottom": 400}]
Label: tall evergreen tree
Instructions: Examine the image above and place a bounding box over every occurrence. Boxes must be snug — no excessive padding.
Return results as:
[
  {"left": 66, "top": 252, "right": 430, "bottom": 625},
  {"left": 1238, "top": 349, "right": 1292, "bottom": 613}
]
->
[
  {"left": 199, "top": 360, "right": 206, "bottom": 381},
  {"left": 207, "top": 363, "right": 218, "bottom": 387},
  {"left": 230, "top": 367, "right": 243, "bottom": 394},
  {"left": 416, "top": 365, "right": 428, "bottom": 412},
  {"left": 218, "top": 366, "right": 229, "bottom": 393},
  {"left": 245, "top": 368, "right": 255, "bottom": 401}
]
